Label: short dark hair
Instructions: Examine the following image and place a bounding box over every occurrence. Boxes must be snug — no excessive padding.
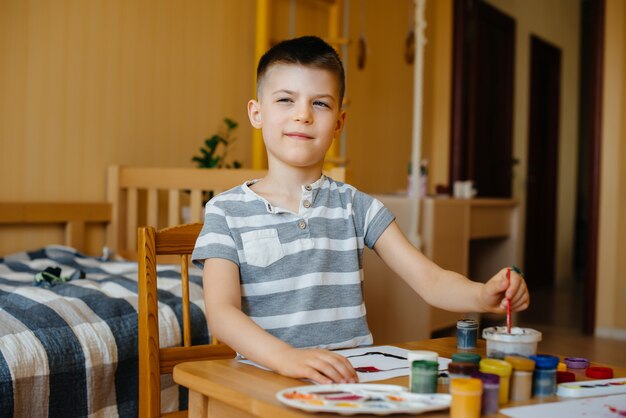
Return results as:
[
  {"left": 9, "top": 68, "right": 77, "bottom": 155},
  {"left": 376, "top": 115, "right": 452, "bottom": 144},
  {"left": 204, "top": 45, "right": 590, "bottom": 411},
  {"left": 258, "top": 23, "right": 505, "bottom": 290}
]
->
[{"left": 256, "top": 36, "right": 345, "bottom": 103}]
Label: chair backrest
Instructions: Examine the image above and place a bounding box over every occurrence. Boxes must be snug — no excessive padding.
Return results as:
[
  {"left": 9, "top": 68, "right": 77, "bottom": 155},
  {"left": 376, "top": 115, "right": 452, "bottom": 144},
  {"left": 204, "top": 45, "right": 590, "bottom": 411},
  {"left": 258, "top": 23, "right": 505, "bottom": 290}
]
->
[{"left": 137, "top": 223, "right": 235, "bottom": 418}]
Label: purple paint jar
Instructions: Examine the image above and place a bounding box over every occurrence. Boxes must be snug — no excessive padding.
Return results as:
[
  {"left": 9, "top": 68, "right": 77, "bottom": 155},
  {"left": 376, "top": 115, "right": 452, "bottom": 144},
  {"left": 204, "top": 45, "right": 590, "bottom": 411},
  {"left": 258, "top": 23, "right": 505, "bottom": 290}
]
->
[{"left": 472, "top": 371, "right": 500, "bottom": 415}]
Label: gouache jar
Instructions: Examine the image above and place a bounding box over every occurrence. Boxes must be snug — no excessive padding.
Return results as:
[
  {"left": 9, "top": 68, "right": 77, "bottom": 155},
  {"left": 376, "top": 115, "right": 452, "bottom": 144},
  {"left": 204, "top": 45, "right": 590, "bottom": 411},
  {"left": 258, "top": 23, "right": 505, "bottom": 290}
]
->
[
  {"left": 586, "top": 366, "right": 613, "bottom": 379},
  {"left": 410, "top": 360, "right": 439, "bottom": 394},
  {"left": 557, "top": 371, "right": 576, "bottom": 383},
  {"left": 450, "top": 378, "right": 483, "bottom": 418},
  {"left": 529, "top": 354, "right": 559, "bottom": 397},
  {"left": 457, "top": 319, "right": 479, "bottom": 349},
  {"left": 505, "top": 355, "right": 535, "bottom": 401},
  {"left": 452, "top": 352, "right": 482, "bottom": 365},
  {"left": 482, "top": 327, "right": 542, "bottom": 359},
  {"left": 407, "top": 350, "right": 439, "bottom": 362},
  {"left": 448, "top": 362, "right": 479, "bottom": 380},
  {"left": 480, "top": 358, "right": 512, "bottom": 404},
  {"left": 471, "top": 371, "right": 500, "bottom": 416}
]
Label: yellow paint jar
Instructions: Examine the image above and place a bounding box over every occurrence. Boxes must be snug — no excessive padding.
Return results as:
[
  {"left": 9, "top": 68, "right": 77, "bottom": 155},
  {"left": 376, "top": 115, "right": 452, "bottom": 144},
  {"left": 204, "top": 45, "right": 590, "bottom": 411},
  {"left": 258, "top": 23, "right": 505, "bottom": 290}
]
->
[
  {"left": 480, "top": 358, "right": 512, "bottom": 404},
  {"left": 450, "top": 378, "right": 483, "bottom": 418}
]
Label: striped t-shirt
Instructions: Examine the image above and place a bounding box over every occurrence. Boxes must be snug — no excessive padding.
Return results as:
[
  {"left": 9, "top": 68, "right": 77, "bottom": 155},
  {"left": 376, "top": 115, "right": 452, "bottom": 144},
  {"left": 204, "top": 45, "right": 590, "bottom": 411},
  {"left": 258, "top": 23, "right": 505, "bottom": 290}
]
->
[{"left": 191, "top": 174, "right": 395, "bottom": 349}]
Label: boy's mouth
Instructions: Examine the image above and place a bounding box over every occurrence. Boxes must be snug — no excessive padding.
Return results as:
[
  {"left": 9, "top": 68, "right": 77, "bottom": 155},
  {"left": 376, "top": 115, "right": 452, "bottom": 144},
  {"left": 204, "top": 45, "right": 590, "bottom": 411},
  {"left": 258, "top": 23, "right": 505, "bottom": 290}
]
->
[{"left": 284, "top": 131, "right": 314, "bottom": 140}]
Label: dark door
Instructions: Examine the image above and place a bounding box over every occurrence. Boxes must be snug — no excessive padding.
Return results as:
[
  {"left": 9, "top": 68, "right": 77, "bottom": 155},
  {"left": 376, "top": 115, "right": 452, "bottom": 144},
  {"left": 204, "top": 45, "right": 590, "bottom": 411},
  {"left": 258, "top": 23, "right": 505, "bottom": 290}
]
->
[
  {"left": 451, "top": 0, "right": 515, "bottom": 197},
  {"left": 524, "top": 36, "right": 562, "bottom": 288}
]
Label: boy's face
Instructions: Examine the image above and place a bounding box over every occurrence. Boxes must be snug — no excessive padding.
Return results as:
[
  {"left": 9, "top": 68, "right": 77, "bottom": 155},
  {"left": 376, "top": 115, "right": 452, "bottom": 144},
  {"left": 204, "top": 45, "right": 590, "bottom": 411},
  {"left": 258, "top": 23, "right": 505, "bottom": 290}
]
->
[{"left": 248, "top": 63, "right": 345, "bottom": 171}]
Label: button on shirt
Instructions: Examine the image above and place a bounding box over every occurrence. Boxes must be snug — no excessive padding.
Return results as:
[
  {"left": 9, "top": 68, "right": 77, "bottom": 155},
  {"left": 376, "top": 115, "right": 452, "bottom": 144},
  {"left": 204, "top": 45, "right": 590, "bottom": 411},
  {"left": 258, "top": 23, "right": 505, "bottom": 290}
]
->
[{"left": 192, "top": 175, "right": 395, "bottom": 350}]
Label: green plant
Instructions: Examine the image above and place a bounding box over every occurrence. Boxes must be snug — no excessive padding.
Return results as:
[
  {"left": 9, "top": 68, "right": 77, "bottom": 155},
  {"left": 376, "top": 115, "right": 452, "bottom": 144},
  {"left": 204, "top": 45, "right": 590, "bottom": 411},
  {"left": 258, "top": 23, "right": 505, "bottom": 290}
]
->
[{"left": 192, "top": 118, "right": 242, "bottom": 169}]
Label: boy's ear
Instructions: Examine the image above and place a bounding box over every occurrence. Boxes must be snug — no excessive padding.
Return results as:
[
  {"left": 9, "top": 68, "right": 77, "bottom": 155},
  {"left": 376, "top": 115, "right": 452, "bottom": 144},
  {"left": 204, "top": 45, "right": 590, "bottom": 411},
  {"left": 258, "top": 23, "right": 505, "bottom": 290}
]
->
[
  {"left": 334, "top": 110, "right": 346, "bottom": 135},
  {"left": 247, "top": 99, "right": 262, "bottom": 128}
]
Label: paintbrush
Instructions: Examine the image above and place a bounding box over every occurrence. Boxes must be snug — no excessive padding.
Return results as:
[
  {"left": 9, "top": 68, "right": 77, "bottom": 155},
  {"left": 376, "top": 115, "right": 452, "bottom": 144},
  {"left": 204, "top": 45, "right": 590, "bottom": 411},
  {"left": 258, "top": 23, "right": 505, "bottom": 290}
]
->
[{"left": 506, "top": 268, "right": 512, "bottom": 334}]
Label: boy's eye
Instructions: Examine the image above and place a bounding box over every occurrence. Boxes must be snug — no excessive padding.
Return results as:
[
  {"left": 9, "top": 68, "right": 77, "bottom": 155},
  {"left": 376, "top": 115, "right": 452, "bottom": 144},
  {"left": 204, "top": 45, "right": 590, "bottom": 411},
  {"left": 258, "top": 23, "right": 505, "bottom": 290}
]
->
[
  {"left": 313, "top": 101, "right": 330, "bottom": 108},
  {"left": 277, "top": 98, "right": 293, "bottom": 103}
]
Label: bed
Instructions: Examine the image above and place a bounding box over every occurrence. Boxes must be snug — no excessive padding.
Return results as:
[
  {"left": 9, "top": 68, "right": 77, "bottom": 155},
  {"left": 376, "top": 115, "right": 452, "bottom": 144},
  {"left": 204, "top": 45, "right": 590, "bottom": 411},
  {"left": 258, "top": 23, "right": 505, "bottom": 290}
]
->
[{"left": 0, "top": 166, "right": 274, "bottom": 417}]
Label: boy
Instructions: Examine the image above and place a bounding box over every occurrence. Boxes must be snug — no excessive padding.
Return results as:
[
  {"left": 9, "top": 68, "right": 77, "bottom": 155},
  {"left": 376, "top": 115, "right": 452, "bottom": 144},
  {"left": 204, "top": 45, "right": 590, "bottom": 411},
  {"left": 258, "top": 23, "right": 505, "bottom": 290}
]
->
[{"left": 192, "top": 36, "right": 529, "bottom": 385}]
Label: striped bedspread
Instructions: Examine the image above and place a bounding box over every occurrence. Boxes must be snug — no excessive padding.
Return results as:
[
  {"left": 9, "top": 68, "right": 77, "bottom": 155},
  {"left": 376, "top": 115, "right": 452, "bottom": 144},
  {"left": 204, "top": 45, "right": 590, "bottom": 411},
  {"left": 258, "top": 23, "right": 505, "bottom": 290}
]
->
[{"left": 0, "top": 245, "right": 209, "bottom": 418}]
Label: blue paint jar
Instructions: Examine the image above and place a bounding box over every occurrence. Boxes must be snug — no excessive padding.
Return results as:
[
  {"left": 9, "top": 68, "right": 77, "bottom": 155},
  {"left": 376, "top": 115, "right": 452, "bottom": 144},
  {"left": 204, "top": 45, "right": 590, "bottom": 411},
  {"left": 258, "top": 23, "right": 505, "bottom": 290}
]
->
[
  {"left": 529, "top": 354, "right": 559, "bottom": 397},
  {"left": 457, "top": 319, "right": 479, "bottom": 349}
]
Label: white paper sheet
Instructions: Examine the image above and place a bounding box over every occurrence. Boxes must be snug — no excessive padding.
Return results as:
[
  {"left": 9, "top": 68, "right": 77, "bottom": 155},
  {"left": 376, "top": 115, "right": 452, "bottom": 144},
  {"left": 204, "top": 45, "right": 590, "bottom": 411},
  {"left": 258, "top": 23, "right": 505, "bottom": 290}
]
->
[
  {"left": 500, "top": 394, "right": 626, "bottom": 418},
  {"left": 238, "top": 345, "right": 451, "bottom": 383}
]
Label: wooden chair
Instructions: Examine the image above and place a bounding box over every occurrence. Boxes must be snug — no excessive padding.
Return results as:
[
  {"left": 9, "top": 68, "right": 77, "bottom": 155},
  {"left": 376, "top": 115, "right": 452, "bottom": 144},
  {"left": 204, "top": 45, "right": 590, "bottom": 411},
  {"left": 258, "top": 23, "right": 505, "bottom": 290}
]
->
[{"left": 137, "top": 223, "right": 236, "bottom": 418}]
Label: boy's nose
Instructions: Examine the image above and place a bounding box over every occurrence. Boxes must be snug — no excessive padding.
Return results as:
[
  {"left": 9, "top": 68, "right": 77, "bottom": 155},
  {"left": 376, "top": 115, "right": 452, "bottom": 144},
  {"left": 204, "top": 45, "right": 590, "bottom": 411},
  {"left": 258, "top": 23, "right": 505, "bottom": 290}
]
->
[{"left": 293, "top": 106, "right": 313, "bottom": 124}]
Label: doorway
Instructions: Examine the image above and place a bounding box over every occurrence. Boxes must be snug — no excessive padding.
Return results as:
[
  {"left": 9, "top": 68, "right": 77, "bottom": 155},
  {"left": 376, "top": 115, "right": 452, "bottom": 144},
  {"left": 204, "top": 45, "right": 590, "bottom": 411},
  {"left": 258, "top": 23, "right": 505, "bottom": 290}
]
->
[
  {"left": 450, "top": 0, "right": 515, "bottom": 198},
  {"left": 523, "top": 36, "right": 561, "bottom": 289}
]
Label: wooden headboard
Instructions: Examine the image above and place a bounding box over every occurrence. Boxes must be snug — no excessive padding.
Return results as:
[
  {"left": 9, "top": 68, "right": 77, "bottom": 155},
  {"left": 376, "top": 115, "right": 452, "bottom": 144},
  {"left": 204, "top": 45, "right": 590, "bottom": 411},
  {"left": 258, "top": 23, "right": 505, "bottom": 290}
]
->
[
  {"left": 106, "top": 165, "right": 346, "bottom": 259},
  {"left": 0, "top": 166, "right": 345, "bottom": 258},
  {"left": 0, "top": 202, "right": 111, "bottom": 255},
  {"left": 106, "top": 166, "right": 267, "bottom": 258}
]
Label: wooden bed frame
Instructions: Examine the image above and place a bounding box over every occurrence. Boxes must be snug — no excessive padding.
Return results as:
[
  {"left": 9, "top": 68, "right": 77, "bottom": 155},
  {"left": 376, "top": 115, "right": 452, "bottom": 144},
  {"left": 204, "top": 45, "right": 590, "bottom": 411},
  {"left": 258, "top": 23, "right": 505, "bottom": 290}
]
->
[
  {"left": 1, "top": 165, "right": 345, "bottom": 257},
  {"left": 0, "top": 202, "right": 111, "bottom": 254},
  {"left": 105, "top": 165, "right": 345, "bottom": 259}
]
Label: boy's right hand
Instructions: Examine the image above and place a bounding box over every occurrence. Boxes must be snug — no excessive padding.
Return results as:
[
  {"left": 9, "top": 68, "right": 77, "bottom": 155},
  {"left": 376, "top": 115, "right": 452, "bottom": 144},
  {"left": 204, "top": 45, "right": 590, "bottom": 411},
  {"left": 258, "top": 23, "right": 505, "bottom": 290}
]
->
[{"left": 274, "top": 347, "right": 358, "bottom": 384}]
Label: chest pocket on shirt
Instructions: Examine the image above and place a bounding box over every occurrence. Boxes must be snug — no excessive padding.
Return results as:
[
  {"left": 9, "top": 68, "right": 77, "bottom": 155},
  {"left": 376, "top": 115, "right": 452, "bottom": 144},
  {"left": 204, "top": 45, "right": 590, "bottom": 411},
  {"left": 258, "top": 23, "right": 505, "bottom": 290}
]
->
[{"left": 241, "top": 228, "right": 285, "bottom": 267}]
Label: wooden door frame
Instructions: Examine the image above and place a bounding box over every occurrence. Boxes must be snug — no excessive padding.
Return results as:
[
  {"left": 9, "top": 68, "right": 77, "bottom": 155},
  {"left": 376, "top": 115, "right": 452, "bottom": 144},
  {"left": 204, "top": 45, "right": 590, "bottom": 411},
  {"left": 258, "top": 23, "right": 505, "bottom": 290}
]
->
[{"left": 582, "top": 0, "right": 604, "bottom": 335}]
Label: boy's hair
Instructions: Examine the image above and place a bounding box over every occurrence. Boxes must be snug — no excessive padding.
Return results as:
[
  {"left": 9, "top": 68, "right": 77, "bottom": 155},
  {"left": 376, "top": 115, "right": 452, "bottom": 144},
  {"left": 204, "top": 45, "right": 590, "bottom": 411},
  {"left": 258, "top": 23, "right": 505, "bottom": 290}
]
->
[{"left": 256, "top": 36, "right": 345, "bottom": 104}]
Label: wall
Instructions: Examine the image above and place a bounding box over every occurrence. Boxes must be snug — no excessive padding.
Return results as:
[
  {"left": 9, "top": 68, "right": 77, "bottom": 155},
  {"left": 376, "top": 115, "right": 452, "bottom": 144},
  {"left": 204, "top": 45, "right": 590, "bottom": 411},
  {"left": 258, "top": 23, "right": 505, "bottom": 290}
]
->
[
  {"left": 484, "top": 0, "right": 580, "bottom": 283},
  {"left": 421, "top": 0, "right": 453, "bottom": 195},
  {"left": 343, "top": 0, "right": 414, "bottom": 194},
  {"left": 0, "top": 0, "right": 256, "bottom": 205},
  {"left": 596, "top": 0, "right": 626, "bottom": 338}
]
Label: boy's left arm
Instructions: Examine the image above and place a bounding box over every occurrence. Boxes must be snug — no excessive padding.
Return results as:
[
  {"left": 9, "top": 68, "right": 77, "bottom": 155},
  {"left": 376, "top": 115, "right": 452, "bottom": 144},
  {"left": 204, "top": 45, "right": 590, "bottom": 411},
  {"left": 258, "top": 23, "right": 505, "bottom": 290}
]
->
[{"left": 373, "top": 221, "right": 529, "bottom": 313}]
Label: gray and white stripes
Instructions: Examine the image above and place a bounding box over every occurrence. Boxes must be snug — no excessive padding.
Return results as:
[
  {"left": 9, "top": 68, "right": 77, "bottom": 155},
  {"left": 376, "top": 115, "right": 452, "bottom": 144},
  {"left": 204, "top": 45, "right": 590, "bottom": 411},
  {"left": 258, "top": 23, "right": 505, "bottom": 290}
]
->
[{"left": 192, "top": 175, "right": 395, "bottom": 349}]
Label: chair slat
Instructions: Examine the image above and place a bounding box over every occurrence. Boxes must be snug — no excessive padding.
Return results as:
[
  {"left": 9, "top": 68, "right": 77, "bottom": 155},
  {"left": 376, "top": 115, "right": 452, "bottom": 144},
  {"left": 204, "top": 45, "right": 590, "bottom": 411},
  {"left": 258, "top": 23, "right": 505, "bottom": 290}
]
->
[
  {"left": 180, "top": 254, "right": 191, "bottom": 347},
  {"left": 168, "top": 190, "right": 180, "bottom": 227},
  {"left": 147, "top": 189, "right": 158, "bottom": 228},
  {"left": 189, "top": 189, "right": 203, "bottom": 223},
  {"left": 126, "top": 188, "right": 138, "bottom": 253}
]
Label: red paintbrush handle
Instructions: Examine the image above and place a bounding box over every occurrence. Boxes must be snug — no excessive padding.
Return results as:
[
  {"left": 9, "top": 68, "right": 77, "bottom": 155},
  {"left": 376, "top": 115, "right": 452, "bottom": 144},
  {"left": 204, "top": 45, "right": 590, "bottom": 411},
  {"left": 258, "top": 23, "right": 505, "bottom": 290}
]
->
[{"left": 506, "top": 268, "right": 511, "bottom": 333}]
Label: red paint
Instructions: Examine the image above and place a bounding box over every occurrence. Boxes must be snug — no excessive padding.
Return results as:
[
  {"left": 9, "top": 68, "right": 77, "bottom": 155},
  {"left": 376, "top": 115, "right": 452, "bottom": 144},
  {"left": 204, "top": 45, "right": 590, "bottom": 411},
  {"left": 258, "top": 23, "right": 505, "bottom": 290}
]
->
[
  {"left": 355, "top": 366, "right": 381, "bottom": 373},
  {"left": 607, "top": 405, "right": 626, "bottom": 416}
]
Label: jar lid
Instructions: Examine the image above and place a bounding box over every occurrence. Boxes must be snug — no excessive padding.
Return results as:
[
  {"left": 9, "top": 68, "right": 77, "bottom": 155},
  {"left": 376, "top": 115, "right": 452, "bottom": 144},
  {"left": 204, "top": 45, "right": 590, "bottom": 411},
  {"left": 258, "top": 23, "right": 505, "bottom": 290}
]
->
[
  {"left": 411, "top": 360, "right": 439, "bottom": 371},
  {"left": 480, "top": 358, "right": 513, "bottom": 376},
  {"left": 529, "top": 354, "right": 560, "bottom": 369},
  {"left": 471, "top": 371, "right": 500, "bottom": 385},
  {"left": 482, "top": 326, "right": 542, "bottom": 343},
  {"left": 558, "top": 362, "right": 567, "bottom": 371},
  {"left": 407, "top": 350, "right": 438, "bottom": 362},
  {"left": 585, "top": 366, "right": 613, "bottom": 379},
  {"left": 457, "top": 319, "right": 479, "bottom": 329},
  {"left": 556, "top": 371, "right": 576, "bottom": 384},
  {"left": 504, "top": 355, "right": 535, "bottom": 371},
  {"left": 452, "top": 352, "right": 482, "bottom": 364},
  {"left": 448, "top": 361, "right": 479, "bottom": 375},
  {"left": 450, "top": 377, "right": 483, "bottom": 395},
  {"left": 564, "top": 357, "right": 589, "bottom": 369}
]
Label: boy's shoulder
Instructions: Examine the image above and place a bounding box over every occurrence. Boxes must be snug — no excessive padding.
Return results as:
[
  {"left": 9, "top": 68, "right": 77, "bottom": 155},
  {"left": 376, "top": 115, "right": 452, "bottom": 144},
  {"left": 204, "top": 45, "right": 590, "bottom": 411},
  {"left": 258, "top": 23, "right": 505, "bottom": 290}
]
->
[{"left": 206, "top": 182, "right": 255, "bottom": 208}]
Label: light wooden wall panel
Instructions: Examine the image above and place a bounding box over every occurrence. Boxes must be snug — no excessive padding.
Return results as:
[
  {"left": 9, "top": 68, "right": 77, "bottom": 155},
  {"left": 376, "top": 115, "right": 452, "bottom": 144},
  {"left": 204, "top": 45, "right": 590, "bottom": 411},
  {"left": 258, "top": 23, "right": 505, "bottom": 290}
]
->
[
  {"left": 0, "top": 0, "right": 256, "bottom": 201},
  {"left": 345, "top": 0, "right": 414, "bottom": 194}
]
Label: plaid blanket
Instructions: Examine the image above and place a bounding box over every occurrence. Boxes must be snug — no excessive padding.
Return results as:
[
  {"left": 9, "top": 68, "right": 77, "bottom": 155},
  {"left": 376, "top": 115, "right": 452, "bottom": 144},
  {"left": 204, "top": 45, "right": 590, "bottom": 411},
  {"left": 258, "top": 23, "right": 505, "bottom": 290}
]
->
[{"left": 0, "top": 245, "right": 209, "bottom": 418}]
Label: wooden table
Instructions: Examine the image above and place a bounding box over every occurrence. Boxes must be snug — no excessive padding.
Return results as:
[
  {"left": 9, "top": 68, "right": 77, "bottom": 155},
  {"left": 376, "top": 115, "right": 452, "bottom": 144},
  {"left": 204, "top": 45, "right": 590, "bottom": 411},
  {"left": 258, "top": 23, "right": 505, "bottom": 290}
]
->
[{"left": 173, "top": 337, "right": 626, "bottom": 417}]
